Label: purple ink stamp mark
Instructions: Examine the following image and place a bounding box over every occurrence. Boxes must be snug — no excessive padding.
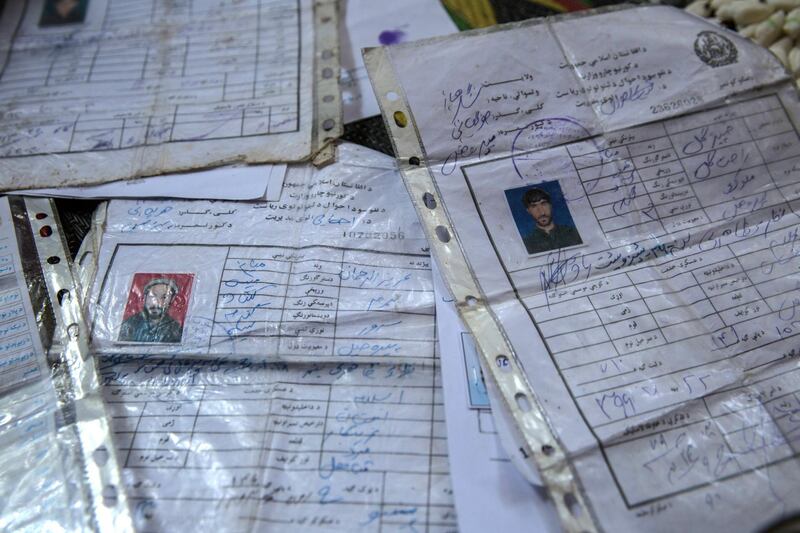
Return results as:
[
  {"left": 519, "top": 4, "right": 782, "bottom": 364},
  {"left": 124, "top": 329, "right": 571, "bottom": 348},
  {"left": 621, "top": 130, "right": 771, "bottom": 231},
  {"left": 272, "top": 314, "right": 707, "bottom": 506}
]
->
[
  {"left": 378, "top": 29, "right": 406, "bottom": 46},
  {"left": 510, "top": 117, "right": 604, "bottom": 201},
  {"left": 511, "top": 117, "right": 595, "bottom": 180}
]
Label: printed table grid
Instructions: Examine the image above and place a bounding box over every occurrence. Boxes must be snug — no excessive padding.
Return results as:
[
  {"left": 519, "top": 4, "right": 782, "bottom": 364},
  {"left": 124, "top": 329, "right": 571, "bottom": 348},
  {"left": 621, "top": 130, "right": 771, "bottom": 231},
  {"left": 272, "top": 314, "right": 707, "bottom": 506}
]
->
[
  {"left": 565, "top": 95, "right": 796, "bottom": 244},
  {"left": 209, "top": 246, "right": 436, "bottom": 359},
  {"left": 102, "top": 361, "right": 457, "bottom": 532},
  {"left": 505, "top": 95, "right": 800, "bottom": 506},
  {"left": 0, "top": 236, "right": 42, "bottom": 391},
  {"left": 0, "top": 0, "right": 302, "bottom": 158}
]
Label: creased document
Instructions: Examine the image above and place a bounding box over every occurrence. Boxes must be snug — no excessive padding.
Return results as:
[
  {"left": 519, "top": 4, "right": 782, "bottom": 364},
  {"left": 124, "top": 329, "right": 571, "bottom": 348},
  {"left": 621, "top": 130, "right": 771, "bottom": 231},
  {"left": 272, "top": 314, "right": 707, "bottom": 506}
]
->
[
  {"left": 367, "top": 6, "right": 800, "bottom": 532},
  {"left": 0, "top": 0, "right": 339, "bottom": 190},
  {"left": 100, "top": 358, "right": 456, "bottom": 532},
  {"left": 89, "top": 143, "right": 433, "bottom": 362},
  {"left": 20, "top": 164, "right": 288, "bottom": 201},
  {"left": 83, "top": 143, "right": 458, "bottom": 531},
  {"left": 0, "top": 199, "right": 49, "bottom": 394}
]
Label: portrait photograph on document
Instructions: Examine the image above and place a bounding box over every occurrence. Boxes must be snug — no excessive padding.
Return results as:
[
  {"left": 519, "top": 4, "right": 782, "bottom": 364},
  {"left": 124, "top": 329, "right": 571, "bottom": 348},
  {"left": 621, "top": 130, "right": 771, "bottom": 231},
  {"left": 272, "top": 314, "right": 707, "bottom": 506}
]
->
[
  {"left": 39, "top": 0, "right": 89, "bottom": 26},
  {"left": 460, "top": 146, "right": 603, "bottom": 274},
  {"left": 505, "top": 181, "right": 583, "bottom": 255},
  {"left": 118, "top": 273, "right": 194, "bottom": 344}
]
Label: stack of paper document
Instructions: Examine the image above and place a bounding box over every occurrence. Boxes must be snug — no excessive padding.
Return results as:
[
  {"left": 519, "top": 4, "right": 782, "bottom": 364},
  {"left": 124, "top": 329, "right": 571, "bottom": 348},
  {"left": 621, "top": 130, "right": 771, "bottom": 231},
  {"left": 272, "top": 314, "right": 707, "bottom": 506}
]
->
[
  {"left": 0, "top": 1, "right": 458, "bottom": 531},
  {"left": 5, "top": 1, "right": 800, "bottom": 532}
]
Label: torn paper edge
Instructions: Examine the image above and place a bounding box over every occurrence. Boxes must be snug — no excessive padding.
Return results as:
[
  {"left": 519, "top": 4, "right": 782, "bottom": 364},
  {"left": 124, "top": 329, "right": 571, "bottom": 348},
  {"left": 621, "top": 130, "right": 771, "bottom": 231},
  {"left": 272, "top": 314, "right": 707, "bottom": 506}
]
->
[{"left": 0, "top": 0, "right": 342, "bottom": 190}]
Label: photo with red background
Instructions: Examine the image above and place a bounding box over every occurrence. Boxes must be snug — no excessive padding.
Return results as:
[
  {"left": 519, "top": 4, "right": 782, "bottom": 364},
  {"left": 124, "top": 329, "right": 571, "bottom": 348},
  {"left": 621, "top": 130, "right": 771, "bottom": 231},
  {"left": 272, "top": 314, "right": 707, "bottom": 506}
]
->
[{"left": 122, "top": 273, "right": 194, "bottom": 327}]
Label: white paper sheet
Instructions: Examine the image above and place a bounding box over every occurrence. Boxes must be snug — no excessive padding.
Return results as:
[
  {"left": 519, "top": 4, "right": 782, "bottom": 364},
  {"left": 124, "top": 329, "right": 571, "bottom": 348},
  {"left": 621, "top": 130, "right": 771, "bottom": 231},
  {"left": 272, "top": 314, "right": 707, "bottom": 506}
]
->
[
  {"left": 100, "top": 358, "right": 457, "bottom": 532},
  {"left": 367, "top": 6, "right": 800, "bottom": 532},
  {"left": 19, "top": 164, "right": 288, "bottom": 201},
  {"left": 83, "top": 142, "right": 458, "bottom": 531},
  {"left": 0, "top": 0, "right": 324, "bottom": 190},
  {"left": 339, "top": 0, "right": 457, "bottom": 123},
  {"left": 88, "top": 143, "right": 433, "bottom": 361},
  {"left": 432, "top": 266, "right": 561, "bottom": 533}
]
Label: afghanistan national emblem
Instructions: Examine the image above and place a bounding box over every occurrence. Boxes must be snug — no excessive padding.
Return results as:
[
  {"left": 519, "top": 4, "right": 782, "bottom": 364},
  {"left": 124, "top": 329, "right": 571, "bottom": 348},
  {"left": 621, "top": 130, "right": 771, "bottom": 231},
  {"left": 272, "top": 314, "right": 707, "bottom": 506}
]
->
[{"left": 694, "top": 30, "right": 739, "bottom": 68}]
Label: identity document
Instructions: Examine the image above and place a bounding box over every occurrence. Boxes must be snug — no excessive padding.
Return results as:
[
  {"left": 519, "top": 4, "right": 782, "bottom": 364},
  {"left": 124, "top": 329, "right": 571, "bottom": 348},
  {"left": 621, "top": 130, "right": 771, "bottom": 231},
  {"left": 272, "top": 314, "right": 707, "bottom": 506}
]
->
[
  {"left": 367, "top": 6, "right": 800, "bottom": 532},
  {"left": 0, "top": 0, "right": 340, "bottom": 190},
  {"left": 82, "top": 144, "right": 457, "bottom": 531}
]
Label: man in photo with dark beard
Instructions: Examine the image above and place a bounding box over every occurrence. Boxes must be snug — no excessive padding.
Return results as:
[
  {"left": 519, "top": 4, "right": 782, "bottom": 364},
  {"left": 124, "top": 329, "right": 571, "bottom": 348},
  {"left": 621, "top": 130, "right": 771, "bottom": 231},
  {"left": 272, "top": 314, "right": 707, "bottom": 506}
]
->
[
  {"left": 119, "top": 278, "right": 183, "bottom": 343},
  {"left": 521, "top": 187, "right": 582, "bottom": 255}
]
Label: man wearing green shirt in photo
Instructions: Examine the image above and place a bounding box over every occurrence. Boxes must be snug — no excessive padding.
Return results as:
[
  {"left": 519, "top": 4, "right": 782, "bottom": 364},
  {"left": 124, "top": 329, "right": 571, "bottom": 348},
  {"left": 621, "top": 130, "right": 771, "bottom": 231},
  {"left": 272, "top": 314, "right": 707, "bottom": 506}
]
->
[
  {"left": 522, "top": 187, "right": 582, "bottom": 255},
  {"left": 119, "top": 278, "right": 183, "bottom": 343}
]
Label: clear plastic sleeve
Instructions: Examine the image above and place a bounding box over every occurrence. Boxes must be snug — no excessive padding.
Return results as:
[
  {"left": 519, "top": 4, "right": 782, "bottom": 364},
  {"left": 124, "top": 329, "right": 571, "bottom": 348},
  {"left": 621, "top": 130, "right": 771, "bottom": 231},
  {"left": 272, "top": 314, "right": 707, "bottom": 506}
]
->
[
  {"left": 0, "top": 196, "right": 132, "bottom": 532},
  {"left": 78, "top": 144, "right": 459, "bottom": 531}
]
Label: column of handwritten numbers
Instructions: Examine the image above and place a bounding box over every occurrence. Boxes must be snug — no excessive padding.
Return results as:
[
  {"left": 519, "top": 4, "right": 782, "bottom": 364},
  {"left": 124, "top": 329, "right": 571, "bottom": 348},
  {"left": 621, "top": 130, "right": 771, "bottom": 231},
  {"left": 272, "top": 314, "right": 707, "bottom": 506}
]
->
[
  {"left": 279, "top": 249, "right": 345, "bottom": 357},
  {"left": 315, "top": 363, "right": 454, "bottom": 532},
  {"left": 334, "top": 251, "right": 435, "bottom": 360},
  {"left": 213, "top": 247, "right": 291, "bottom": 352}
]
